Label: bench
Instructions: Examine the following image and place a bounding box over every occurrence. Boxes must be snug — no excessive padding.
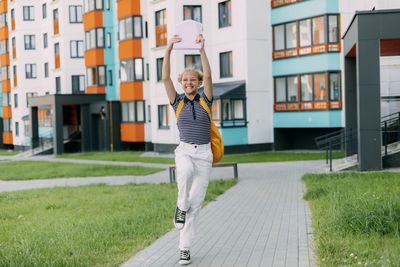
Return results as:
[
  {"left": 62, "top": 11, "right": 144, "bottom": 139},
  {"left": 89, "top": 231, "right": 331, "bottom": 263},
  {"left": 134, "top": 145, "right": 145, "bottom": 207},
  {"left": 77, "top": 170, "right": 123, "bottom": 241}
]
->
[{"left": 169, "top": 162, "right": 238, "bottom": 183}]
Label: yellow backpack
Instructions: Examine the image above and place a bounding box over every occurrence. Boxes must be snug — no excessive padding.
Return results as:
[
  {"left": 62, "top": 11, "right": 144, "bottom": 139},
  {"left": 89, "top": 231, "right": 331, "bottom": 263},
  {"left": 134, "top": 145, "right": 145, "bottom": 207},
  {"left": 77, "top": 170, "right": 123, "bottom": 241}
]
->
[{"left": 176, "top": 98, "right": 224, "bottom": 164}]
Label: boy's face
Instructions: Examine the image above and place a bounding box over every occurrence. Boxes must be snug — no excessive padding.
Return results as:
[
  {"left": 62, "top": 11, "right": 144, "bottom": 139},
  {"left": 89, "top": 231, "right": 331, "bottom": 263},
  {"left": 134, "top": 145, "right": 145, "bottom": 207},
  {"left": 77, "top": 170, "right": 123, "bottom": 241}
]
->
[{"left": 181, "top": 71, "right": 202, "bottom": 95}]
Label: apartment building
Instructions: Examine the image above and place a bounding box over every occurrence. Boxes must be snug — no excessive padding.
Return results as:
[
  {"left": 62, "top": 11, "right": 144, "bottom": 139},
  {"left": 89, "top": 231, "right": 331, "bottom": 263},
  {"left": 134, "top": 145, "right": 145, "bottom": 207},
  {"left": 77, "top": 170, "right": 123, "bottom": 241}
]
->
[{"left": 0, "top": 0, "right": 86, "bottom": 150}]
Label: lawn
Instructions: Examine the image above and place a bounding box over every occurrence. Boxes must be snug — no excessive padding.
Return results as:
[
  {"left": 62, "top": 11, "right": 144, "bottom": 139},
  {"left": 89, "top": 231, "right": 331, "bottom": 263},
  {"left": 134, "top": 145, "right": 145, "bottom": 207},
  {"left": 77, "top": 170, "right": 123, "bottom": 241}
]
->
[
  {"left": 0, "top": 179, "right": 238, "bottom": 266},
  {"left": 0, "top": 149, "right": 18, "bottom": 156},
  {"left": 57, "top": 150, "right": 345, "bottom": 164},
  {"left": 0, "top": 161, "right": 163, "bottom": 181},
  {"left": 303, "top": 172, "right": 400, "bottom": 267}
]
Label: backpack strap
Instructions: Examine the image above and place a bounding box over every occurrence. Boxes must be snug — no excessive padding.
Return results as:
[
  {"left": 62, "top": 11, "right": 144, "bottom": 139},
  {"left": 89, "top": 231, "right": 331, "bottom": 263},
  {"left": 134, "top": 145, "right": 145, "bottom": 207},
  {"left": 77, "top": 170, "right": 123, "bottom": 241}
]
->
[
  {"left": 175, "top": 97, "right": 212, "bottom": 121},
  {"left": 199, "top": 98, "right": 212, "bottom": 121},
  {"left": 175, "top": 99, "right": 185, "bottom": 121}
]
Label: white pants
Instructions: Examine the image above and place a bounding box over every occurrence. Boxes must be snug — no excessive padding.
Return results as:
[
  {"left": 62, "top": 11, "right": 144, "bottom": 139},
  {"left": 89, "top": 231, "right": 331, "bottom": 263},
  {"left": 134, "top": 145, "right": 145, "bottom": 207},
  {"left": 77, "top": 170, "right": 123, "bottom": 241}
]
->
[{"left": 175, "top": 142, "right": 212, "bottom": 250}]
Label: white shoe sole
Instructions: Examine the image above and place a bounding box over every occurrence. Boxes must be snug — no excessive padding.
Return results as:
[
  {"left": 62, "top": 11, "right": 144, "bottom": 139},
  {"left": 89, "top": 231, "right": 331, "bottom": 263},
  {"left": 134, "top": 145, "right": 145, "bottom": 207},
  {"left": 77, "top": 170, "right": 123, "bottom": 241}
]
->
[{"left": 179, "top": 259, "right": 191, "bottom": 265}]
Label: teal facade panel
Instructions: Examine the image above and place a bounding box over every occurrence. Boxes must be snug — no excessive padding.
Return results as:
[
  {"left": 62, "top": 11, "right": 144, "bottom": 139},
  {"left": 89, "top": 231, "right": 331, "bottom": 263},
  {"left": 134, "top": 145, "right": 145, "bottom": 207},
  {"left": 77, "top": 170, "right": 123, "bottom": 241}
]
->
[
  {"left": 271, "top": 0, "right": 339, "bottom": 25},
  {"left": 103, "top": 7, "right": 118, "bottom": 101},
  {"left": 272, "top": 53, "right": 341, "bottom": 76},
  {"left": 220, "top": 127, "right": 248, "bottom": 146},
  {"left": 274, "top": 110, "right": 342, "bottom": 128}
]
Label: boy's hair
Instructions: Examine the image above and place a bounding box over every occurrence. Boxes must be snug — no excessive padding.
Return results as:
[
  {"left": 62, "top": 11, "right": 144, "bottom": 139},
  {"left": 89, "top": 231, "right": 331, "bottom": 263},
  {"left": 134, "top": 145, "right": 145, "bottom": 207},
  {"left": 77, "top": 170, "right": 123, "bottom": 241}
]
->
[{"left": 178, "top": 67, "right": 203, "bottom": 83}]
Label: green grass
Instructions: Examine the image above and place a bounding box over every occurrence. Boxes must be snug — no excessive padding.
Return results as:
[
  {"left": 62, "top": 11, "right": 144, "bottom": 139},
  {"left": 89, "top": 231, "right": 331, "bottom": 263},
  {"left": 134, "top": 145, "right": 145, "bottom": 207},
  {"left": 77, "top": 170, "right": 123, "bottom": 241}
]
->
[
  {"left": 0, "top": 161, "right": 163, "bottom": 181},
  {"left": 57, "top": 150, "right": 345, "bottom": 164},
  {"left": 0, "top": 179, "right": 238, "bottom": 266},
  {"left": 0, "top": 149, "right": 18, "bottom": 156},
  {"left": 302, "top": 172, "right": 400, "bottom": 267}
]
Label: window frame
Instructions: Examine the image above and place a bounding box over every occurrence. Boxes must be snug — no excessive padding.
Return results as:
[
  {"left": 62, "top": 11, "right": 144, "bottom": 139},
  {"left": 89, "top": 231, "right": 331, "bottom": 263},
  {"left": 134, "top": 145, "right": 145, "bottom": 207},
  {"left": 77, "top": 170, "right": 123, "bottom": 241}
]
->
[
  {"left": 23, "top": 6, "right": 35, "bottom": 21},
  {"left": 119, "top": 15, "right": 143, "bottom": 41},
  {"left": 70, "top": 40, "right": 84, "bottom": 58},
  {"left": 218, "top": 98, "right": 247, "bottom": 128},
  {"left": 157, "top": 104, "right": 169, "bottom": 129},
  {"left": 85, "top": 27, "right": 105, "bottom": 50},
  {"left": 183, "top": 5, "right": 202, "bottom": 23},
  {"left": 184, "top": 54, "right": 202, "bottom": 71},
  {"left": 43, "top": 33, "right": 48, "bottom": 48},
  {"left": 71, "top": 75, "right": 86, "bottom": 94},
  {"left": 156, "top": 57, "right": 163, "bottom": 82},
  {"left": 42, "top": 3, "right": 47, "bottom": 19},
  {"left": 218, "top": 0, "right": 231, "bottom": 28},
  {"left": 69, "top": 5, "right": 83, "bottom": 24},
  {"left": 24, "top": 35, "right": 36, "bottom": 50},
  {"left": 83, "top": 0, "right": 104, "bottom": 14},
  {"left": 55, "top": 76, "right": 61, "bottom": 93},
  {"left": 219, "top": 51, "right": 233, "bottom": 78},
  {"left": 86, "top": 65, "right": 107, "bottom": 87},
  {"left": 155, "top": 9, "right": 167, "bottom": 47},
  {"left": 25, "top": 64, "right": 37, "bottom": 79},
  {"left": 120, "top": 57, "right": 144, "bottom": 82},
  {"left": 121, "top": 100, "right": 146, "bottom": 123}
]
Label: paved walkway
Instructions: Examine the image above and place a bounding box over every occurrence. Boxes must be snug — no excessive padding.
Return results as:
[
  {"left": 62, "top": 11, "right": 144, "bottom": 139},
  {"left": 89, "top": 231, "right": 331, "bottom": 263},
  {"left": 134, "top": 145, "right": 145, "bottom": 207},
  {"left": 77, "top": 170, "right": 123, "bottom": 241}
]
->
[
  {"left": 0, "top": 155, "right": 324, "bottom": 266},
  {"left": 123, "top": 161, "right": 323, "bottom": 267}
]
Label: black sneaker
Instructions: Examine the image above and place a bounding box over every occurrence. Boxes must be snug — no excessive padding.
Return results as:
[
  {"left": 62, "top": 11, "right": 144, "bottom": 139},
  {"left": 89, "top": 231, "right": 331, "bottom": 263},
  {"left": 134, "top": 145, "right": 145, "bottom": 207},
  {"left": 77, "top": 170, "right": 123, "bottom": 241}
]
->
[
  {"left": 174, "top": 206, "right": 186, "bottom": 230},
  {"left": 179, "top": 250, "right": 191, "bottom": 265}
]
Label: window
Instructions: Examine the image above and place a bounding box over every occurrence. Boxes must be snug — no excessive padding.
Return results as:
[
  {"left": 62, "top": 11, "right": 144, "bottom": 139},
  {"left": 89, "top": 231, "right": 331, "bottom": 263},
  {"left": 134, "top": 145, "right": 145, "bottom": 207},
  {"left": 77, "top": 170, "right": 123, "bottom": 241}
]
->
[
  {"left": 183, "top": 6, "right": 202, "bottom": 22},
  {"left": 287, "top": 76, "right": 298, "bottom": 102},
  {"left": 1, "top": 66, "right": 9, "bottom": 81},
  {"left": 105, "top": 0, "right": 110, "bottom": 10},
  {"left": 300, "top": 74, "right": 313, "bottom": 101},
  {"left": 24, "top": 35, "right": 35, "bottom": 50},
  {"left": 285, "top": 22, "right": 297, "bottom": 49},
  {"left": 2, "top": 92, "right": 10, "bottom": 106},
  {"left": 146, "top": 63, "right": 149, "bottom": 81},
  {"left": 313, "top": 73, "right": 327, "bottom": 101},
  {"left": 121, "top": 100, "right": 145, "bottom": 123},
  {"left": 218, "top": 0, "right": 231, "bottom": 28},
  {"left": 44, "top": 63, "right": 49, "bottom": 78},
  {"left": 83, "top": 0, "right": 103, "bottom": 14},
  {"left": 3, "top": 118, "right": 11, "bottom": 132},
  {"left": 0, "top": 12, "right": 7, "bottom": 28},
  {"left": 55, "top": 76, "right": 61, "bottom": 93},
  {"left": 329, "top": 72, "right": 340, "bottom": 101},
  {"left": 11, "top": 9, "right": 15, "bottom": 30},
  {"left": 185, "top": 55, "right": 202, "bottom": 71},
  {"left": 214, "top": 98, "right": 246, "bottom": 127},
  {"left": 42, "top": 3, "right": 47, "bottom": 19},
  {"left": 273, "top": 24, "right": 284, "bottom": 51},
  {"left": 87, "top": 65, "right": 106, "bottom": 86},
  {"left": 220, "top": 51, "right": 233, "bottom": 78},
  {"left": 107, "top": 33, "right": 111, "bottom": 47},
  {"left": 53, "top": 9, "right": 59, "bottom": 35},
  {"left": 43, "top": 33, "right": 48, "bottom": 48},
  {"left": 26, "top": 92, "right": 37, "bottom": 107},
  {"left": 69, "top": 6, "right": 83, "bottom": 23},
  {"left": 23, "top": 6, "right": 34, "bottom": 21},
  {"left": 156, "top": 58, "right": 163, "bottom": 82},
  {"left": 25, "top": 64, "right": 37, "bottom": 79},
  {"left": 120, "top": 58, "right": 144, "bottom": 82},
  {"left": 108, "top": 70, "right": 112, "bottom": 85},
  {"left": 275, "top": 76, "right": 298, "bottom": 103},
  {"left": 155, "top": 9, "right": 167, "bottom": 46},
  {"left": 328, "top": 15, "right": 339, "bottom": 43},
  {"left": 85, "top": 28, "right": 104, "bottom": 50},
  {"left": 14, "top": 94, "right": 18, "bottom": 108},
  {"left": 299, "top": 19, "right": 311, "bottom": 47},
  {"left": 147, "top": 105, "right": 151, "bottom": 122},
  {"left": 119, "top": 16, "right": 142, "bottom": 41},
  {"left": 15, "top": 122, "right": 19, "bottom": 136},
  {"left": 275, "top": 77, "right": 286, "bottom": 103},
  {"left": 70, "top": 40, "right": 84, "bottom": 58},
  {"left": 54, "top": 43, "right": 60, "bottom": 68},
  {"left": 0, "top": 39, "right": 8, "bottom": 54},
  {"left": 312, "top": 16, "right": 325, "bottom": 45},
  {"left": 72, "top": 75, "right": 85, "bottom": 93},
  {"left": 158, "top": 105, "right": 169, "bottom": 129}
]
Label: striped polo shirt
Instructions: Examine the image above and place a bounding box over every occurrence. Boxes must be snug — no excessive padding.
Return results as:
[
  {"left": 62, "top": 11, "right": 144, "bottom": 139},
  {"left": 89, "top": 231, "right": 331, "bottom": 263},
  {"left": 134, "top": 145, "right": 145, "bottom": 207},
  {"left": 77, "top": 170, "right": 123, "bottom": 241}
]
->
[{"left": 171, "top": 92, "right": 212, "bottom": 145}]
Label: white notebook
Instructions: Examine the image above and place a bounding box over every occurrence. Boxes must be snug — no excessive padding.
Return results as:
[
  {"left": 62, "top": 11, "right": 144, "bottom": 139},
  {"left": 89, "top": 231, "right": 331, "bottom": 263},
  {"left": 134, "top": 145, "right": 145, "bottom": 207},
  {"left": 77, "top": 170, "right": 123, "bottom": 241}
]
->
[{"left": 173, "top": 20, "right": 203, "bottom": 50}]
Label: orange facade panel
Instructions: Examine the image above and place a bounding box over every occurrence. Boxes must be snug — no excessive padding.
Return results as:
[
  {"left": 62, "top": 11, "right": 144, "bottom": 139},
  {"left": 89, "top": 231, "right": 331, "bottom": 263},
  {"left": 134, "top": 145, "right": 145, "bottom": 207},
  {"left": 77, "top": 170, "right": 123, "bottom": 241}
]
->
[
  {"left": 3, "top": 132, "right": 13, "bottom": 144},
  {"left": 2, "top": 106, "right": 12, "bottom": 118},
  {"left": 11, "top": 18, "right": 14, "bottom": 30},
  {"left": 1, "top": 80, "right": 10, "bottom": 92},
  {"left": 119, "top": 39, "right": 142, "bottom": 60},
  {"left": 53, "top": 19, "right": 59, "bottom": 35},
  {"left": 0, "top": 26, "right": 8, "bottom": 40},
  {"left": 120, "top": 123, "right": 145, "bottom": 142},
  {"left": 0, "top": 53, "right": 9, "bottom": 66},
  {"left": 0, "top": 1, "right": 7, "bottom": 13},
  {"left": 117, "top": 0, "right": 140, "bottom": 20},
  {"left": 55, "top": 54, "right": 60, "bottom": 68},
  {"left": 84, "top": 48, "right": 104, "bottom": 67},
  {"left": 83, "top": 10, "right": 103, "bottom": 31},
  {"left": 13, "top": 74, "right": 17, "bottom": 87},
  {"left": 86, "top": 86, "right": 105, "bottom": 94},
  {"left": 12, "top": 46, "right": 16, "bottom": 58},
  {"left": 120, "top": 82, "right": 143, "bottom": 101}
]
